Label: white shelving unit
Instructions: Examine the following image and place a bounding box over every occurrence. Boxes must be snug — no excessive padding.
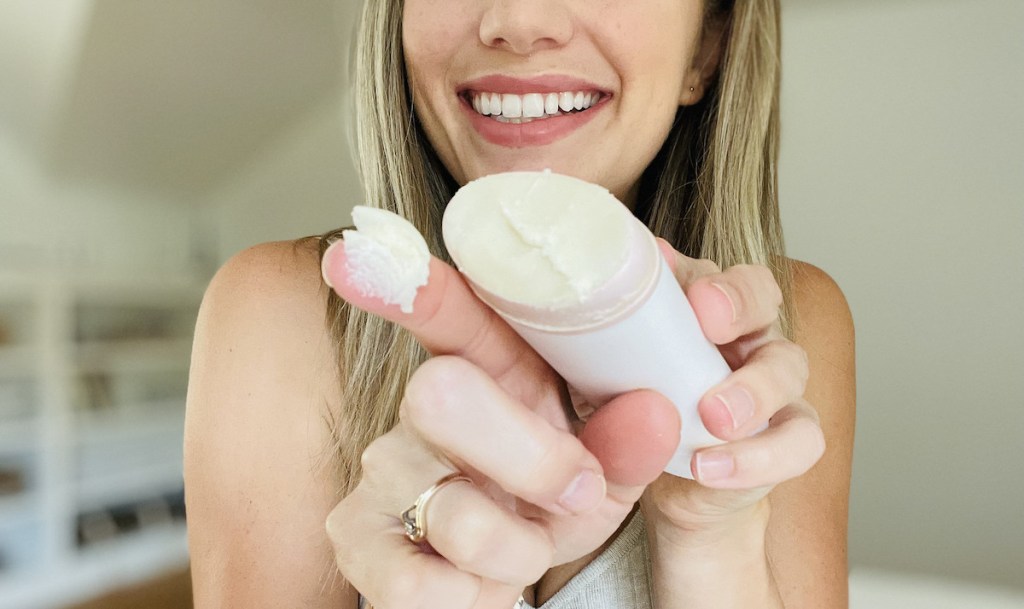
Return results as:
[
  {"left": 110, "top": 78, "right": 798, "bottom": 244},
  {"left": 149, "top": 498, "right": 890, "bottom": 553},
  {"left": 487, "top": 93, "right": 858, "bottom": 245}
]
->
[{"left": 0, "top": 270, "right": 204, "bottom": 609}]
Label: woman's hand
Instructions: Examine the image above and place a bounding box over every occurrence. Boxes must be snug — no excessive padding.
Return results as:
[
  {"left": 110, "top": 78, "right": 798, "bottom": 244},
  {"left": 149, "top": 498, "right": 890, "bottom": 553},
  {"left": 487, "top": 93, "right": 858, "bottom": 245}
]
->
[
  {"left": 320, "top": 236, "right": 826, "bottom": 607},
  {"left": 642, "top": 239, "right": 826, "bottom": 546},
  {"left": 321, "top": 247, "right": 680, "bottom": 608}
]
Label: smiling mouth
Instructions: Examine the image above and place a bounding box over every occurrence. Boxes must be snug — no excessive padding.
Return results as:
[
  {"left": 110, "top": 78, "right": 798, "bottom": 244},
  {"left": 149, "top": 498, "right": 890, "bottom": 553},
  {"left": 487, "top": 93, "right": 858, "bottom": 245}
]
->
[{"left": 463, "top": 90, "right": 606, "bottom": 124}]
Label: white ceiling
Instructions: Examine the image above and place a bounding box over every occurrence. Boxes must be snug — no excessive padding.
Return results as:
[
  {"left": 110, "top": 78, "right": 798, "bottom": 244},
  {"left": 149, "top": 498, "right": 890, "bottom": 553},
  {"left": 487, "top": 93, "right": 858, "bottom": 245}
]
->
[{"left": 0, "top": 1, "right": 359, "bottom": 197}]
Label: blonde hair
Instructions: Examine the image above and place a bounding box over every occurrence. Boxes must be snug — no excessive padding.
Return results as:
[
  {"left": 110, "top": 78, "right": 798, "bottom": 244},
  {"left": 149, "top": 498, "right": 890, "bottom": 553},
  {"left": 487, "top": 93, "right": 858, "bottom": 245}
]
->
[{"left": 315, "top": 0, "right": 790, "bottom": 497}]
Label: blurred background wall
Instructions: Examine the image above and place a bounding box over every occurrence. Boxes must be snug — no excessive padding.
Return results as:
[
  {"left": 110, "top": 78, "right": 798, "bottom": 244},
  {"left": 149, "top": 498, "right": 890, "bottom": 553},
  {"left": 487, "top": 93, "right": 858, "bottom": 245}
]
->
[
  {"left": 0, "top": 0, "right": 1021, "bottom": 607},
  {"left": 779, "top": 0, "right": 1024, "bottom": 589}
]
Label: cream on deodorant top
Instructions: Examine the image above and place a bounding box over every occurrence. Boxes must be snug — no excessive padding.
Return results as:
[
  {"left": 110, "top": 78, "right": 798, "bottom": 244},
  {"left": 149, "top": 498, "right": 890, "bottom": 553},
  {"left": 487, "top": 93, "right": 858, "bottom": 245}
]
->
[{"left": 442, "top": 170, "right": 661, "bottom": 332}]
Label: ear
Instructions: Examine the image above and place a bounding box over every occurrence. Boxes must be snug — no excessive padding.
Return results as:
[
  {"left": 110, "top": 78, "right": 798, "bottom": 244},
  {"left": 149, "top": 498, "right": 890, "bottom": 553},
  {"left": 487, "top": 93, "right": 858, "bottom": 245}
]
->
[{"left": 680, "top": 14, "right": 729, "bottom": 106}]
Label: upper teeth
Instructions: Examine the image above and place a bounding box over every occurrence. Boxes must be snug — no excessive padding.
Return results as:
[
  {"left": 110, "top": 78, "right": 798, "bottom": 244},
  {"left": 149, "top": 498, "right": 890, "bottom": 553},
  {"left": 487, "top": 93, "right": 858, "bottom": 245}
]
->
[{"left": 470, "top": 91, "right": 601, "bottom": 119}]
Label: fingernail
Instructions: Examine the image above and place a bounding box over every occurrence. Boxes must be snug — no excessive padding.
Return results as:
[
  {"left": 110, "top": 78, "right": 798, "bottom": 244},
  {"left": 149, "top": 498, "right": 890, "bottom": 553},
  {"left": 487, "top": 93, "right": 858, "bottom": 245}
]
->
[
  {"left": 559, "top": 469, "right": 606, "bottom": 514},
  {"left": 715, "top": 386, "right": 755, "bottom": 430},
  {"left": 321, "top": 240, "right": 343, "bottom": 288},
  {"left": 710, "top": 282, "right": 737, "bottom": 324},
  {"left": 696, "top": 452, "right": 734, "bottom": 481}
]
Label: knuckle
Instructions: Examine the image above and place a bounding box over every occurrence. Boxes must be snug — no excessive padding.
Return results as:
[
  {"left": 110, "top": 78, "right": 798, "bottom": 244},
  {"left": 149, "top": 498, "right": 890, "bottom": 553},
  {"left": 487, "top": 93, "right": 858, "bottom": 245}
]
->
[
  {"left": 734, "top": 264, "right": 781, "bottom": 317},
  {"left": 812, "top": 426, "right": 827, "bottom": 460},
  {"left": 807, "top": 424, "right": 827, "bottom": 461},
  {"left": 788, "top": 416, "right": 827, "bottom": 474},
  {"left": 786, "top": 404, "right": 825, "bottom": 448},
  {"left": 404, "top": 356, "right": 472, "bottom": 424},
  {"left": 793, "top": 405, "right": 825, "bottom": 439},
  {"left": 446, "top": 517, "right": 551, "bottom": 586},
  {"left": 748, "top": 340, "right": 806, "bottom": 402},
  {"left": 520, "top": 436, "right": 571, "bottom": 499},
  {"left": 444, "top": 509, "right": 496, "bottom": 566},
  {"left": 447, "top": 577, "right": 483, "bottom": 609},
  {"left": 359, "top": 436, "right": 392, "bottom": 477},
  {"left": 386, "top": 569, "right": 479, "bottom": 609},
  {"left": 802, "top": 399, "right": 823, "bottom": 426},
  {"left": 774, "top": 340, "right": 810, "bottom": 391},
  {"left": 695, "top": 258, "right": 720, "bottom": 276},
  {"left": 755, "top": 265, "right": 783, "bottom": 305},
  {"left": 533, "top": 526, "right": 557, "bottom": 566},
  {"left": 733, "top": 442, "right": 772, "bottom": 477},
  {"left": 669, "top": 253, "right": 697, "bottom": 284},
  {"left": 325, "top": 495, "right": 366, "bottom": 569},
  {"left": 771, "top": 281, "right": 784, "bottom": 309},
  {"left": 791, "top": 344, "right": 811, "bottom": 384},
  {"left": 324, "top": 500, "right": 349, "bottom": 543},
  {"left": 778, "top": 338, "right": 807, "bottom": 364},
  {"left": 733, "top": 404, "right": 825, "bottom": 483},
  {"left": 380, "top": 568, "right": 428, "bottom": 609}
]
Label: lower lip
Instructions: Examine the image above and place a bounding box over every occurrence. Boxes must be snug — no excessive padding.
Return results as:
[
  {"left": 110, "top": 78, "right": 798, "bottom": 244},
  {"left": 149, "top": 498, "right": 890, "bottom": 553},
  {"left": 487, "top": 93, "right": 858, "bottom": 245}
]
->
[{"left": 461, "top": 96, "right": 608, "bottom": 149}]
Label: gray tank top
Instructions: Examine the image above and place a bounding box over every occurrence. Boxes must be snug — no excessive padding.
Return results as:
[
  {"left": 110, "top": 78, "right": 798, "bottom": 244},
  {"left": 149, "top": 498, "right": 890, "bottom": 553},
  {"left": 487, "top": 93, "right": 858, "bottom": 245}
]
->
[
  {"left": 357, "top": 509, "right": 652, "bottom": 609},
  {"left": 523, "top": 508, "right": 652, "bottom": 609}
]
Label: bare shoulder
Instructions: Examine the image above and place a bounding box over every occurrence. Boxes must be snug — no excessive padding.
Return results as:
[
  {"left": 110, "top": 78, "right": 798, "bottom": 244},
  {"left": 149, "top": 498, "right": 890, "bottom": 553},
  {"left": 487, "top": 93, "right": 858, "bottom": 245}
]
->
[
  {"left": 185, "top": 239, "right": 355, "bottom": 608},
  {"left": 786, "top": 259, "right": 855, "bottom": 462},
  {"left": 789, "top": 259, "right": 855, "bottom": 352},
  {"left": 204, "top": 238, "right": 327, "bottom": 314},
  {"left": 767, "top": 259, "right": 856, "bottom": 608},
  {"left": 190, "top": 239, "right": 341, "bottom": 446}
]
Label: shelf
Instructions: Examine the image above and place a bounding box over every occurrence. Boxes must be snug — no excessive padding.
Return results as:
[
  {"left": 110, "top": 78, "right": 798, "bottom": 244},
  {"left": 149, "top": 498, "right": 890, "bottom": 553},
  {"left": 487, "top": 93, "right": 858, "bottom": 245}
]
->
[
  {"left": 0, "top": 522, "right": 189, "bottom": 609},
  {"left": 0, "top": 272, "right": 202, "bottom": 609},
  {"left": 76, "top": 406, "right": 185, "bottom": 445},
  {"left": 76, "top": 460, "right": 184, "bottom": 513},
  {"left": 0, "top": 297, "right": 35, "bottom": 351},
  {"left": 73, "top": 406, "right": 185, "bottom": 512},
  {"left": 0, "top": 493, "right": 39, "bottom": 530},
  {"left": 0, "top": 346, "right": 36, "bottom": 379},
  {"left": 0, "top": 520, "right": 44, "bottom": 584},
  {"left": 0, "top": 418, "right": 38, "bottom": 453},
  {"left": 74, "top": 338, "right": 193, "bottom": 373}
]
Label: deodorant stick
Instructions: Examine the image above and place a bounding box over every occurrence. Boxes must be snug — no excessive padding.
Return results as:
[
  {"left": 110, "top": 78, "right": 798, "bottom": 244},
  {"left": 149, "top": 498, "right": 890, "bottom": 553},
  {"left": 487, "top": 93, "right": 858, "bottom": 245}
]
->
[{"left": 442, "top": 170, "right": 731, "bottom": 479}]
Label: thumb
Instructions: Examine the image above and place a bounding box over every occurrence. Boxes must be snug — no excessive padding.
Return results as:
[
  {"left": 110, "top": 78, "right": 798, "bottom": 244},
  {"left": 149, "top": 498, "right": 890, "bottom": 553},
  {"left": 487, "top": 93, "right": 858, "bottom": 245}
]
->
[{"left": 578, "top": 390, "right": 680, "bottom": 497}]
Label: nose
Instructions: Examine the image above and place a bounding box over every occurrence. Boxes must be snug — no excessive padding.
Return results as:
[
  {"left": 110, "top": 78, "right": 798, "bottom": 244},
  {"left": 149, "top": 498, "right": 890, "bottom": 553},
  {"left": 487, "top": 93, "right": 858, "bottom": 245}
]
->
[{"left": 479, "top": 0, "right": 574, "bottom": 55}]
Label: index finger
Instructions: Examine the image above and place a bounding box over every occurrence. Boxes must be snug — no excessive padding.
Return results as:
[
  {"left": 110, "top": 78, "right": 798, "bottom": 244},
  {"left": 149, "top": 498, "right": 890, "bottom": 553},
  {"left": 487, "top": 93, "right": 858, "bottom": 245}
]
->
[{"left": 321, "top": 240, "right": 543, "bottom": 381}]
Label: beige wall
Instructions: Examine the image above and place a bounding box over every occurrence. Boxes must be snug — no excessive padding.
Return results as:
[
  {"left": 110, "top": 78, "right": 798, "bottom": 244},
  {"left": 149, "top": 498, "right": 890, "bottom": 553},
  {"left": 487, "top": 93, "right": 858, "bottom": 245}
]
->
[
  {"left": 203, "top": 93, "right": 359, "bottom": 263},
  {"left": 779, "top": 0, "right": 1024, "bottom": 589},
  {"left": 0, "top": 124, "right": 200, "bottom": 277}
]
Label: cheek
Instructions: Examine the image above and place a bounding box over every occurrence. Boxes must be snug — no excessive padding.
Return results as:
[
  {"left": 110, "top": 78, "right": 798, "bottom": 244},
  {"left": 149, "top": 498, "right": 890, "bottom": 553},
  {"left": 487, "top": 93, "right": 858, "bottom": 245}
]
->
[
  {"left": 614, "top": 15, "right": 696, "bottom": 139},
  {"left": 403, "top": 0, "right": 475, "bottom": 90},
  {"left": 603, "top": 2, "right": 700, "bottom": 100},
  {"left": 402, "top": 2, "right": 477, "bottom": 118},
  {"left": 591, "top": 6, "right": 699, "bottom": 193},
  {"left": 403, "top": 2, "right": 484, "bottom": 184},
  {"left": 403, "top": 3, "right": 447, "bottom": 87},
  {"left": 402, "top": 8, "right": 455, "bottom": 124}
]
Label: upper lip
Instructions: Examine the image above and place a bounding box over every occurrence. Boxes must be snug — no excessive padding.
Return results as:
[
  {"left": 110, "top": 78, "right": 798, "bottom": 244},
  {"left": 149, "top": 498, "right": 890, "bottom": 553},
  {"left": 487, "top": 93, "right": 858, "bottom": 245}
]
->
[{"left": 456, "top": 74, "right": 612, "bottom": 96}]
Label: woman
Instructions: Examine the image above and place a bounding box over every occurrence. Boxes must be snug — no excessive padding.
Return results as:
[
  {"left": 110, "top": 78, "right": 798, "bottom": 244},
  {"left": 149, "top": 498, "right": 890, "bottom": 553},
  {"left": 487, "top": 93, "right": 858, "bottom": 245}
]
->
[{"left": 184, "top": 0, "right": 855, "bottom": 607}]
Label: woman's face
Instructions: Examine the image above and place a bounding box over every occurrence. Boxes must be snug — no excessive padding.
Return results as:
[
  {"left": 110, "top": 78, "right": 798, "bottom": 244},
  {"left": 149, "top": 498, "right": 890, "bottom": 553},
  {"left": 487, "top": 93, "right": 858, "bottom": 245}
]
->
[{"left": 403, "top": 0, "right": 714, "bottom": 205}]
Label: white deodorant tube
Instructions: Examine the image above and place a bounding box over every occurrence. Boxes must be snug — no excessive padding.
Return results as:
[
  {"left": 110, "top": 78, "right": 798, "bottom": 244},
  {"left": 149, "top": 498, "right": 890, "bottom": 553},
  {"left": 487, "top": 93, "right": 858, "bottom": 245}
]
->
[{"left": 442, "top": 170, "right": 731, "bottom": 479}]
